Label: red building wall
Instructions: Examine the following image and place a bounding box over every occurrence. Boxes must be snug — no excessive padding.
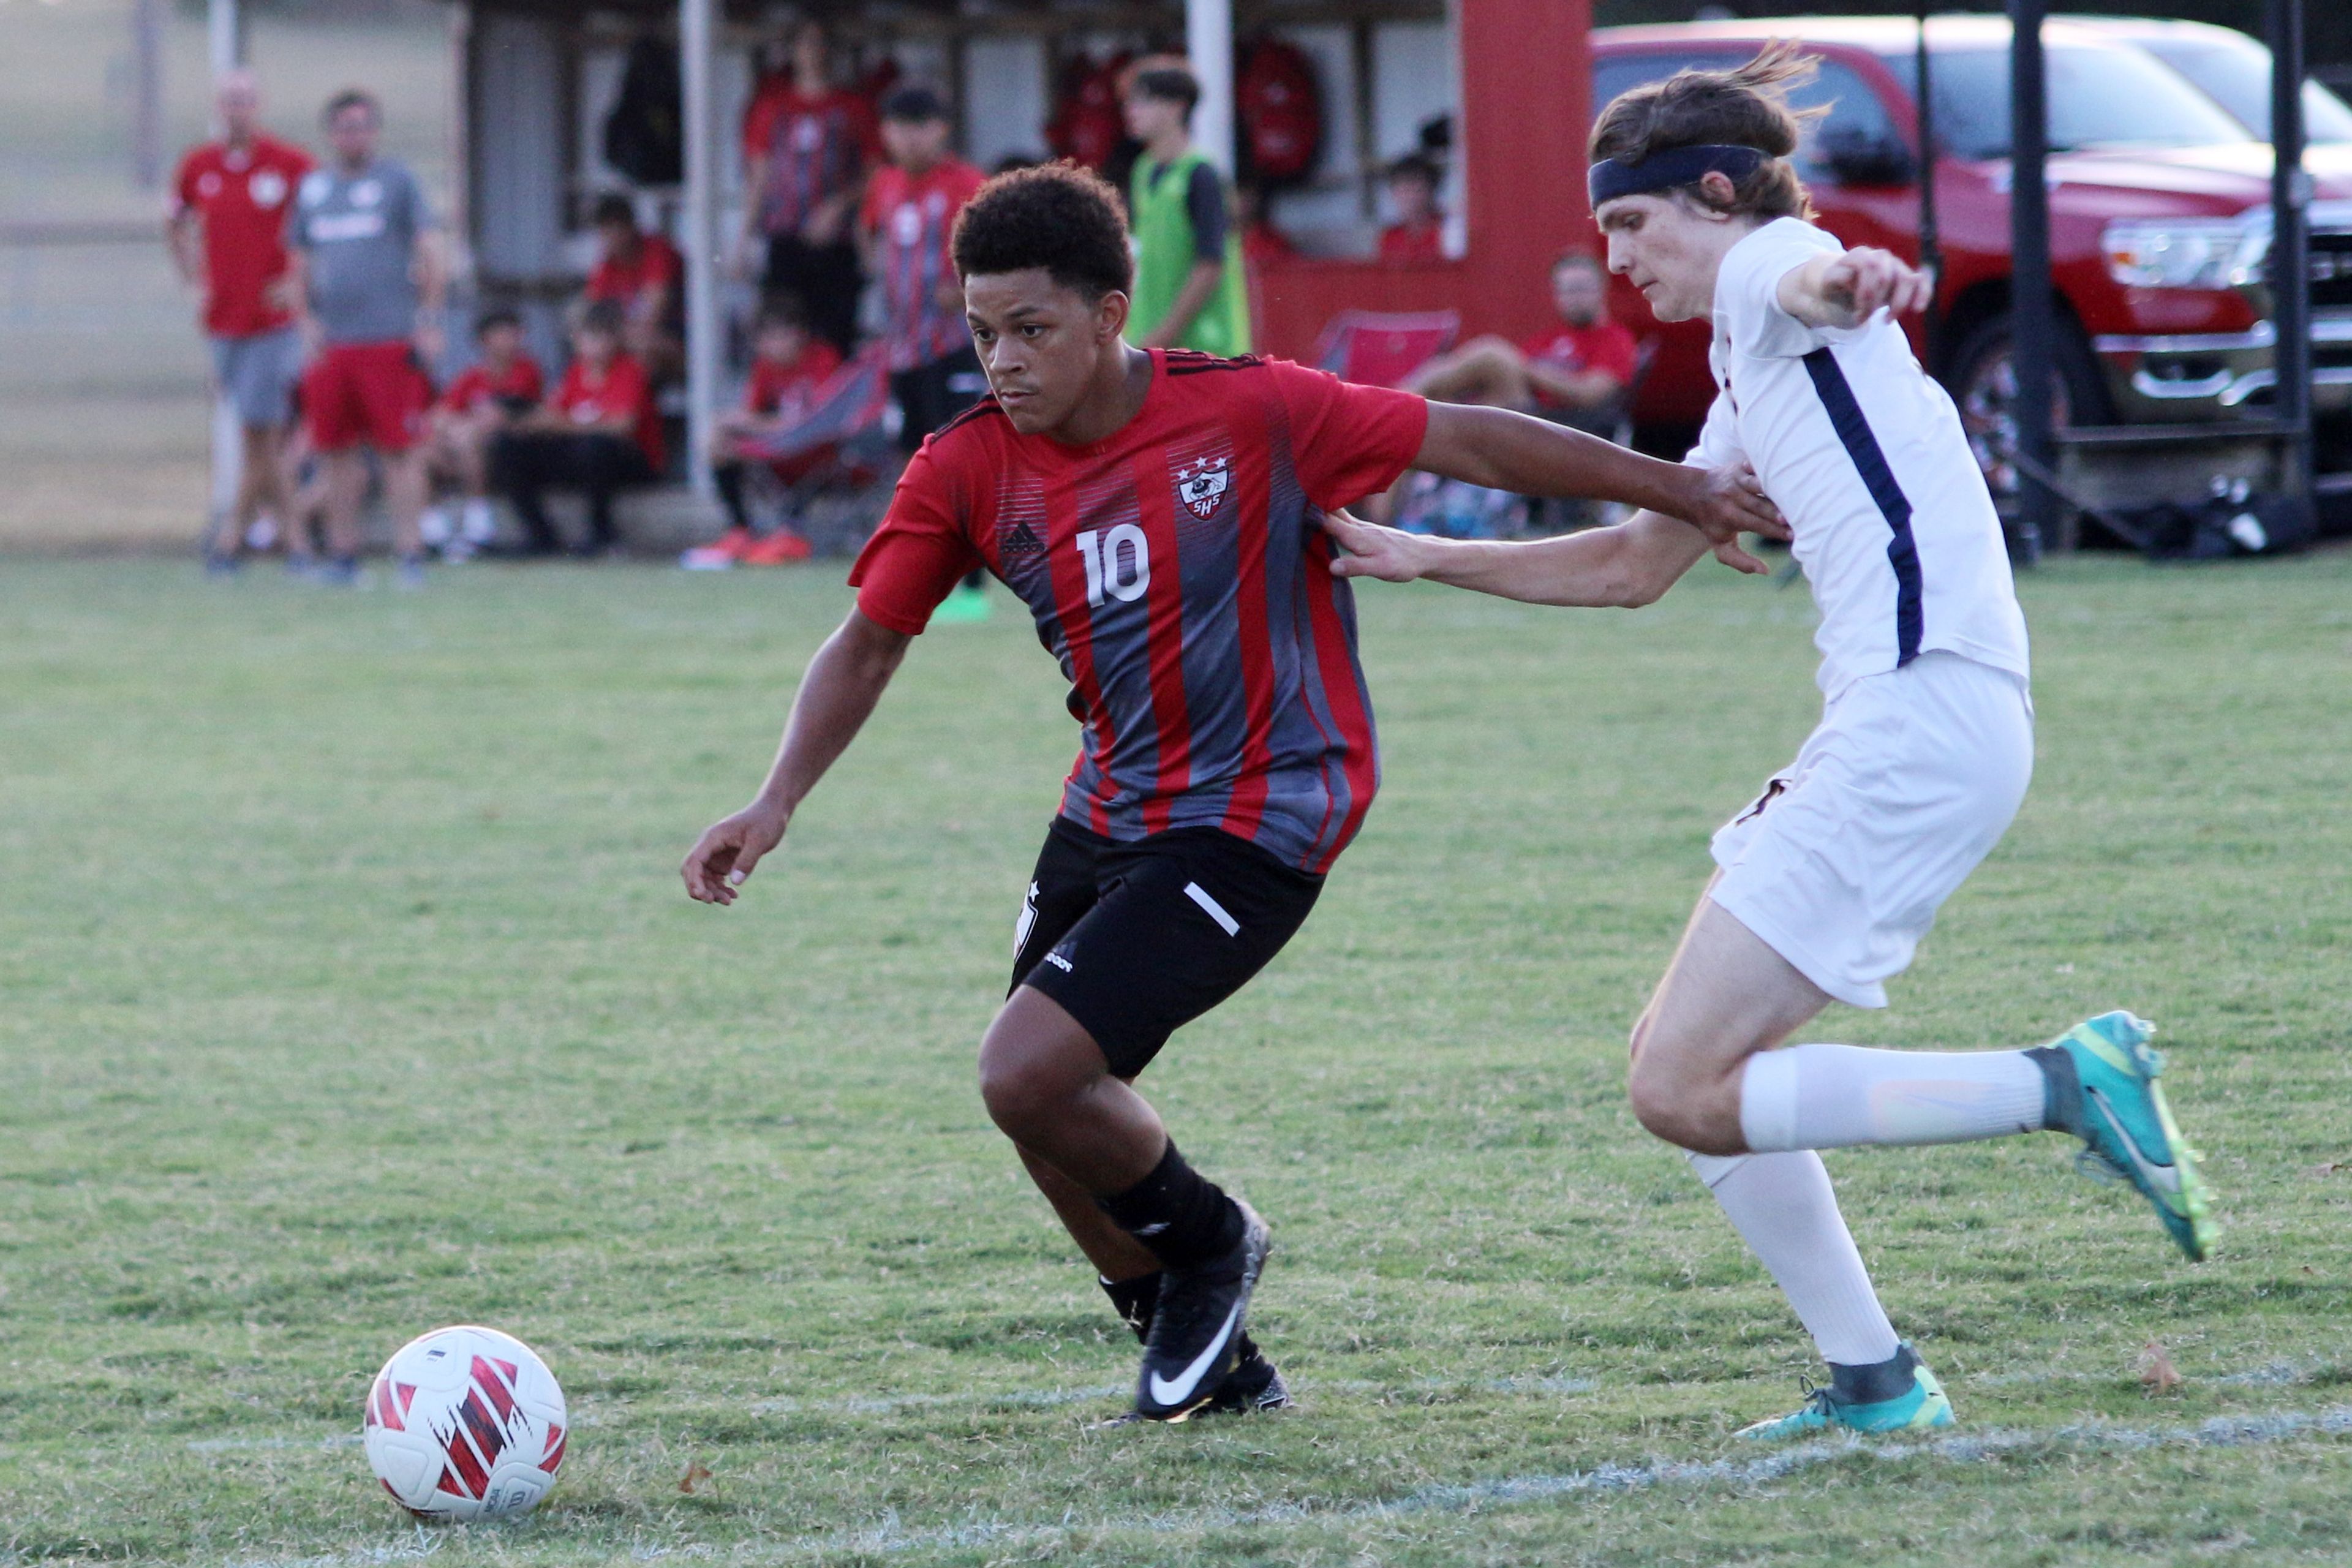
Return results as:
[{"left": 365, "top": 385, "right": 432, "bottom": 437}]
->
[{"left": 1253, "top": 0, "right": 1595, "bottom": 364}]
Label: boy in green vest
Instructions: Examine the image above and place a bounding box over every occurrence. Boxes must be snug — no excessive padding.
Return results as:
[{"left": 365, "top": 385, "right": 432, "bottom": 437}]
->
[{"left": 1121, "top": 66, "right": 1251, "bottom": 355}]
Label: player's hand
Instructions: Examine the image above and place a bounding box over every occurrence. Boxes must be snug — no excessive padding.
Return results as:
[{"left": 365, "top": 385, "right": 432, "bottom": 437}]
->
[
  {"left": 413, "top": 320, "right": 447, "bottom": 368},
  {"left": 1321, "top": 508, "right": 1432, "bottom": 582},
  {"left": 1816, "top": 247, "right": 1932, "bottom": 327},
  {"left": 681, "top": 804, "right": 790, "bottom": 905},
  {"left": 1686, "top": 462, "right": 1788, "bottom": 548}
]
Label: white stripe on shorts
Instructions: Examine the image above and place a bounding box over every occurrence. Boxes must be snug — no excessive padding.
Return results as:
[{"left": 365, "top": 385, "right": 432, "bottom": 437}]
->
[{"left": 1183, "top": 881, "right": 1240, "bottom": 936}]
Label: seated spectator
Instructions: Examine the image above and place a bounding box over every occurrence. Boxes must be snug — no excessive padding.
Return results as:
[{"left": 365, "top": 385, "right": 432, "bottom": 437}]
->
[
  {"left": 1379, "top": 252, "right": 1642, "bottom": 537},
  {"left": 1376, "top": 153, "right": 1446, "bottom": 264},
  {"left": 422, "top": 307, "right": 543, "bottom": 559},
  {"left": 1403, "top": 252, "right": 1638, "bottom": 434},
  {"left": 684, "top": 299, "right": 845, "bottom": 568},
  {"left": 585, "top": 193, "right": 684, "bottom": 383},
  {"left": 488, "top": 300, "right": 662, "bottom": 557}
]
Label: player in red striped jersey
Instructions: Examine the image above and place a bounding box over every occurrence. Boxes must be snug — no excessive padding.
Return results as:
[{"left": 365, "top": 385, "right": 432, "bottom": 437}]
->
[{"left": 682, "top": 163, "right": 1784, "bottom": 1423}]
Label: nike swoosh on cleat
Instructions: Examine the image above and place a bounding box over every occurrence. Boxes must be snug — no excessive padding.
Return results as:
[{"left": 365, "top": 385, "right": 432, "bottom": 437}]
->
[
  {"left": 1148, "top": 1300, "right": 1242, "bottom": 1409},
  {"left": 2086, "top": 1088, "right": 2183, "bottom": 1199}
]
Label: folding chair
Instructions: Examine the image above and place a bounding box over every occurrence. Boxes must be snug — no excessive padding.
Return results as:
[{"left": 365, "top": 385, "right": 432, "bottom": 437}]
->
[
  {"left": 1311, "top": 309, "right": 1461, "bottom": 388},
  {"left": 726, "top": 344, "right": 897, "bottom": 554}
]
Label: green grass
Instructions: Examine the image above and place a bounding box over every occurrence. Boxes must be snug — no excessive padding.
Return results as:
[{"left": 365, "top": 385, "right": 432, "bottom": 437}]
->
[{"left": 2, "top": 552, "right": 2348, "bottom": 1566}]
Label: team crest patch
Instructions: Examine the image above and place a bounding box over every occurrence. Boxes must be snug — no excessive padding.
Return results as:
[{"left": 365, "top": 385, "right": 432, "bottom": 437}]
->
[{"left": 1175, "top": 457, "right": 1231, "bottom": 520}]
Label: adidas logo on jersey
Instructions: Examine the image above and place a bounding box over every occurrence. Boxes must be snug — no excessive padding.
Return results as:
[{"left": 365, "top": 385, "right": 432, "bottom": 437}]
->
[{"left": 1001, "top": 519, "right": 1046, "bottom": 556}]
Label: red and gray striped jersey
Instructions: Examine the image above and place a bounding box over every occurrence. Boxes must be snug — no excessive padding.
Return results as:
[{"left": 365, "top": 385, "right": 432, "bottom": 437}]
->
[
  {"left": 849, "top": 350, "right": 1428, "bottom": 873},
  {"left": 861, "top": 158, "right": 986, "bottom": 372}
]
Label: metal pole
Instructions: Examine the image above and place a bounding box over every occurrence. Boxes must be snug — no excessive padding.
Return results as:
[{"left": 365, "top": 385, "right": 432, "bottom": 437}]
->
[
  {"left": 208, "top": 0, "right": 243, "bottom": 79},
  {"left": 447, "top": 3, "right": 472, "bottom": 271},
  {"left": 1186, "top": 0, "right": 1235, "bottom": 175},
  {"left": 1914, "top": 5, "right": 1940, "bottom": 359},
  {"left": 681, "top": 0, "right": 718, "bottom": 500},
  {"left": 201, "top": 0, "right": 245, "bottom": 537},
  {"left": 133, "top": 0, "right": 167, "bottom": 189},
  {"left": 2008, "top": 0, "right": 2057, "bottom": 550},
  {"left": 2268, "top": 0, "right": 2313, "bottom": 510}
]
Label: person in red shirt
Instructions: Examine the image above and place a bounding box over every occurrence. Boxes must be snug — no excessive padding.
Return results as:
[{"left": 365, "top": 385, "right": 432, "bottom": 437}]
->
[
  {"left": 680, "top": 164, "right": 1781, "bottom": 1424},
  {"left": 489, "top": 301, "right": 661, "bottom": 557},
  {"left": 861, "top": 85, "right": 992, "bottom": 616},
  {"left": 167, "top": 70, "right": 315, "bottom": 573},
  {"left": 861, "top": 87, "right": 987, "bottom": 440},
  {"left": 738, "top": 18, "right": 879, "bottom": 355},
  {"left": 1404, "top": 252, "right": 1642, "bottom": 429},
  {"left": 585, "top": 194, "right": 684, "bottom": 384},
  {"left": 423, "top": 307, "right": 544, "bottom": 559},
  {"left": 685, "top": 299, "right": 845, "bottom": 568},
  {"left": 1375, "top": 153, "right": 1446, "bottom": 265}
]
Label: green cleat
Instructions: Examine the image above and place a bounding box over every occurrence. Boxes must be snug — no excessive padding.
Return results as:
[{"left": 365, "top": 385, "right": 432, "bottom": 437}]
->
[
  {"left": 2046, "top": 1011, "right": 2214, "bottom": 1262},
  {"left": 1738, "top": 1347, "right": 1954, "bottom": 1441}
]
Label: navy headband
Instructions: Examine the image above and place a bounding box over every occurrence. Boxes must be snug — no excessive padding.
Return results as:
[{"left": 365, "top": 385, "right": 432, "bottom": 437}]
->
[{"left": 1588, "top": 143, "right": 1767, "bottom": 206}]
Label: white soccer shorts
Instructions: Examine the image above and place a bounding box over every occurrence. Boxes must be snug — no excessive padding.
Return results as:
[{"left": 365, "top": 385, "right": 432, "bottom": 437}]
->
[{"left": 1708, "top": 651, "right": 2034, "bottom": 1008}]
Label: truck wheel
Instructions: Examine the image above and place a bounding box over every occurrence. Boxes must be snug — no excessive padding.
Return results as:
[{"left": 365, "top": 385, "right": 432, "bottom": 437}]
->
[{"left": 1945, "top": 312, "right": 2111, "bottom": 505}]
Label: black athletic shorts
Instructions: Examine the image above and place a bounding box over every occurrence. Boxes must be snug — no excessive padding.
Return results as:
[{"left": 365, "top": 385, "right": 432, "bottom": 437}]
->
[
  {"left": 1009, "top": 818, "right": 1324, "bottom": 1078},
  {"left": 890, "top": 347, "right": 987, "bottom": 453}
]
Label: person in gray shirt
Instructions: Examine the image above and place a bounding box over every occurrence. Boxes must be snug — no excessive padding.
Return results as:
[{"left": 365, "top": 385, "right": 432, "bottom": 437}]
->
[{"left": 285, "top": 89, "right": 445, "bottom": 587}]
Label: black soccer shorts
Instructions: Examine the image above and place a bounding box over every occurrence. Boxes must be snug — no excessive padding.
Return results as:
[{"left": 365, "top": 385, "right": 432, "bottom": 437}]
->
[{"left": 1008, "top": 818, "right": 1325, "bottom": 1078}]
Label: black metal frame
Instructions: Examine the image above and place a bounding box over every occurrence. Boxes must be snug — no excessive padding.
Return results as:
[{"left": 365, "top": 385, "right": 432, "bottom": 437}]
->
[{"left": 2007, "top": 0, "right": 2314, "bottom": 544}]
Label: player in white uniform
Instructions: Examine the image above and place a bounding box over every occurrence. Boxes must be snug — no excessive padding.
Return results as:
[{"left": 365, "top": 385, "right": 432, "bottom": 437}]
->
[{"left": 1324, "top": 46, "right": 2212, "bottom": 1437}]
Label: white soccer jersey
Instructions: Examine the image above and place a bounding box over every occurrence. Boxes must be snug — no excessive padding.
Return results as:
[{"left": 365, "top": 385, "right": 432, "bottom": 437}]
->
[{"left": 1691, "top": 219, "right": 2030, "bottom": 700}]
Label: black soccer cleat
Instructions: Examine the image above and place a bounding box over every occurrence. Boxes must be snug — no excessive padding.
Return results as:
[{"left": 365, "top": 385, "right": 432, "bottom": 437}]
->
[
  {"left": 1202, "top": 1340, "right": 1291, "bottom": 1414},
  {"left": 1090, "top": 1344, "right": 1292, "bottom": 1429},
  {"left": 1132, "top": 1199, "right": 1270, "bottom": 1422}
]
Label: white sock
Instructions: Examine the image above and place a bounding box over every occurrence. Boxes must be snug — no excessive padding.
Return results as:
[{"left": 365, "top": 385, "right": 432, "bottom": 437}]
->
[
  {"left": 461, "top": 497, "right": 497, "bottom": 543},
  {"left": 1740, "top": 1044, "right": 2047, "bottom": 1153},
  {"left": 1689, "top": 1149, "right": 1901, "bottom": 1368}
]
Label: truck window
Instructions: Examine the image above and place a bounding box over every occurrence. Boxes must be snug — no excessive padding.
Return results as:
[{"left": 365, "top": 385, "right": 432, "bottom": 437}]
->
[
  {"left": 1909, "top": 45, "right": 2251, "bottom": 159},
  {"left": 2128, "top": 33, "right": 2352, "bottom": 145},
  {"left": 1792, "top": 59, "right": 1904, "bottom": 184}
]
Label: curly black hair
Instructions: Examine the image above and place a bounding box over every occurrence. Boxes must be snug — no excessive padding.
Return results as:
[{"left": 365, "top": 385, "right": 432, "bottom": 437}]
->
[{"left": 951, "top": 162, "right": 1134, "bottom": 301}]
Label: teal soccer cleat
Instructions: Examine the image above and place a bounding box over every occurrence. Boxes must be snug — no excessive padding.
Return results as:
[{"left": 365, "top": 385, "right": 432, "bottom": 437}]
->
[
  {"left": 2045, "top": 1011, "right": 2215, "bottom": 1262},
  {"left": 1738, "top": 1346, "right": 1954, "bottom": 1441}
]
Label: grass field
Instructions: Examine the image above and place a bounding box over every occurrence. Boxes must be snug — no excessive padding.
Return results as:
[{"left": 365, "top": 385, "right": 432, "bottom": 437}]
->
[{"left": 3, "top": 552, "right": 2348, "bottom": 1566}]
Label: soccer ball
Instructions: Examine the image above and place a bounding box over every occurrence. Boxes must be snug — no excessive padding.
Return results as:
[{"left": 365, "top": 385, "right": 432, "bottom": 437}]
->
[{"left": 362, "top": 1325, "right": 568, "bottom": 1520}]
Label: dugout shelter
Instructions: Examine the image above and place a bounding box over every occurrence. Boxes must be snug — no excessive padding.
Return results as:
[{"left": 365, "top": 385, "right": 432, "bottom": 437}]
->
[{"left": 207, "top": 0, "right": 1597, "bottom": 503}]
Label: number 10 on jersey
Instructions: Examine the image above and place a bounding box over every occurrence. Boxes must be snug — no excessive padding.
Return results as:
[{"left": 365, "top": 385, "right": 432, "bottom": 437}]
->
[{"left": 1076, "top": 526, "right": 1150, "bottom": 606}]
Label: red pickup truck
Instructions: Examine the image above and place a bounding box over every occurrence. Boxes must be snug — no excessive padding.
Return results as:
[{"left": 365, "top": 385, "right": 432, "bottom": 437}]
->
[{"left": 1590, "top": 17, "right": 2352, "bottom": 483}]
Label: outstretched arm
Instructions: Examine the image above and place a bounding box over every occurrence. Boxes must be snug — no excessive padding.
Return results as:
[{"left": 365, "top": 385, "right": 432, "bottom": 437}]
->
[
  {"left": 681, "top": 609, "right": 912, "bottom": 904},
  {"left": 1776, "top": 246, "right": 1931, "bottom": 331},
  {"left": 1323, "top": 506, "right": 1759, "bottom": 608},
  {"left": 1411, "top": 401, "right": 1784, "bottom": 550}
]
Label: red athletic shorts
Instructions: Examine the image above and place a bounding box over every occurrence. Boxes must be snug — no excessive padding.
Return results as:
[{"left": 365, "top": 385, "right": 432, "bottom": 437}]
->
[{"left": 303, "top": 341, "right": 432, "bottom": 453}]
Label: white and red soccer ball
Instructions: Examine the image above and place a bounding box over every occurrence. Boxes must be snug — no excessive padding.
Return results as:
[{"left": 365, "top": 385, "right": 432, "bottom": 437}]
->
[{"left": 362, "top": 1325, "right": 567, "bottom": 1520}]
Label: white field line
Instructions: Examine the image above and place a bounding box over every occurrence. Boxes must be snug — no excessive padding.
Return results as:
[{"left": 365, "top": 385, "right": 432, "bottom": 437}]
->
[
  {"left": 717, "top": 1405, "right": 2352, "bottom": 1562},
  {"left": 176, "top": 1356, "right": 2334, "bottom": 1453},
  {"left": 190, "top": 1404, "right": 2352, "bottom": 1568},
  {"left": 181, "top": 1357, "right": 2307, "bottom": 1450},
  {"left": 181, "top": 1374, "right": 1602, "bottom": 1450}
]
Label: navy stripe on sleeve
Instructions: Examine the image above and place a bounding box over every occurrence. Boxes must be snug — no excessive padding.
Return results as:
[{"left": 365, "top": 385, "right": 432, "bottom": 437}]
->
[{"left": 1801, "top": 347, "right": 1922, "bottom": 665}]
